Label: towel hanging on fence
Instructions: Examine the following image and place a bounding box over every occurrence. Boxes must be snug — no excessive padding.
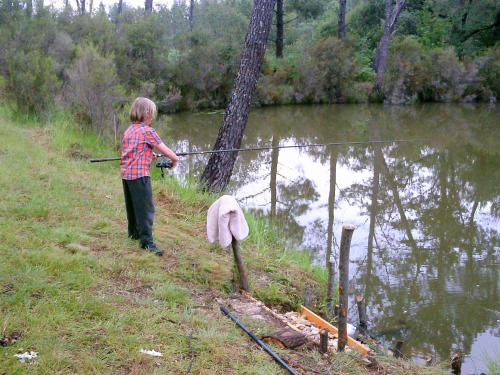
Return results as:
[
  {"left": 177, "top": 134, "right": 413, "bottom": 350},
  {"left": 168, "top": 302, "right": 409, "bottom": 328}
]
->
[{"left": 207, "top": 195, "right": 249, "bottom": 247}]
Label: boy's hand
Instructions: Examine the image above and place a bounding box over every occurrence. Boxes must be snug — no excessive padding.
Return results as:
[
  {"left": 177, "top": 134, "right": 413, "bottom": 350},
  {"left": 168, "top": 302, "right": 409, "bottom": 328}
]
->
[{"left": 152, "top": 152, "right": 158, "bottom": 160}]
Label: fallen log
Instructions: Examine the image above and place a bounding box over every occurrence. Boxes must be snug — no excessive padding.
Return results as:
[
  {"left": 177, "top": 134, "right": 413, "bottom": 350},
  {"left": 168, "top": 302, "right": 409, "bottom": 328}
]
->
[{"left": 262, "top": 327, "right": 307, "bottom": 349}]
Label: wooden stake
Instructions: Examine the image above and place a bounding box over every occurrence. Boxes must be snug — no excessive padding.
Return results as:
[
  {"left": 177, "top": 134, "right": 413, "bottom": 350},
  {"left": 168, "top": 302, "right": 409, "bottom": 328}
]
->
[
  {"left": 320, "top": 329, "right": 329, "bottom": 354},
  {"left": 393, "top": 340, "right": 404, "bottom": 358},
  {"left": 355, "top": 295, "right": 368, "bottom": 334},
  {"left": 231, "top": 236, "right": 249, "bottom": 292},
  {"left": 300, "top": 305, "right": 371, "bottom": 356},
  {"left": 304, "top": 286, "right": 312, "bottom": 308},
  {"left": 338, "top": 225, "right": 355, "bottom": 352},
  {"left": 451, "top": 352, "right": 462, "bottom": 375}
]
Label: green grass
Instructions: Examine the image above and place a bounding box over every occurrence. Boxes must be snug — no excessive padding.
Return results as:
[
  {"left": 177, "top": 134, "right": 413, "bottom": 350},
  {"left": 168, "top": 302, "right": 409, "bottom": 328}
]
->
[
  {"left": 486, "top": 355, "right": 500, "bottom": 375},
  {"left": 0, "top": 106, "right": 448, "bottom": 374}
]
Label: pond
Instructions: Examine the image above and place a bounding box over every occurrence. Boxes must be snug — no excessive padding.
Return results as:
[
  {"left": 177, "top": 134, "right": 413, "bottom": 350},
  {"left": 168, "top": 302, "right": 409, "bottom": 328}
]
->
[{"left": 158, "top": 104, "right": 499, "bottom": 373}]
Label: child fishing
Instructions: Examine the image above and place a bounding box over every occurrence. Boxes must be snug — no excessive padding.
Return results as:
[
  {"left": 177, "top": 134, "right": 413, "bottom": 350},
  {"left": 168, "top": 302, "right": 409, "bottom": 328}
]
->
[{"left": 121, "top": 97, "right": 178, "bottom": 256}]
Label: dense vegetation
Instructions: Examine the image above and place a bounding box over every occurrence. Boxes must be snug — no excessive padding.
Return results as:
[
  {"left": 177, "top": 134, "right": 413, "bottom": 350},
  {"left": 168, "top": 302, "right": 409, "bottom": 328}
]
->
[{"left": 0, "top": 0, "right": 498, "bottom": 135}]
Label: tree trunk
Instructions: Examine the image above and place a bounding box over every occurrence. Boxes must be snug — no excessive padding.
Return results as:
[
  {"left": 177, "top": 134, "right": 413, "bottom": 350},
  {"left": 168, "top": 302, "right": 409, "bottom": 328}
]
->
[
  {"left": 338, "top": 0, "right": 347, "bottom": 39},
  {"left": 326, "top": 149, "right": 338, "bottom": 318},
  {"left": 338, "top": 225, "right": 355, "bottom": 352},
  {"left": 145, "top": 0, "right": 152, "bottom": 13},
  {"left": 89, "top": 0, "right": 93, "bottom": 14},
  {"left": 377, "top": 148, "right": 418, "bottom": 251},
  {"left": 366, "top": 147, "right": 380, "bottom": 301},
  {"left": 189, "top": 0, "right": 194, "bottom": 31},
  {"left": 275, "top": 0, "right": 284, "bottom": 58},
  {"left": 26, "top": 0, "right": 32, "bottom": 16},
  {"left": 270, "top": 134, "right": 279, "bottom": 219},
  {"left": 199, "top": 0, "right": 276, "bottom": 192},
  {"left": 373, "top": 0, "right": 405, "bottom": 92},
  {"left": 117, "top": 0, "right": 122, "bottom": 14}
]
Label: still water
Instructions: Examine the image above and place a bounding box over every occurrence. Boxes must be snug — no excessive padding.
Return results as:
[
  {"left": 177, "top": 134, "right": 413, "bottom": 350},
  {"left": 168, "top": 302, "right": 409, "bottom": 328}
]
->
[{"left": 158, "top": 104, "right": 499, "bottom": 373}]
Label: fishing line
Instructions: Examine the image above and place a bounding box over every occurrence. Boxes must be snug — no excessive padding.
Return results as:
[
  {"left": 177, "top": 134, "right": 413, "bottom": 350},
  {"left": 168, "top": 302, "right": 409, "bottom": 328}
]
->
[
  {"left": 175, "top": 139, "right": 415, "bottom": 156},
  {"left": 89, "top": 139, "right": 417, "bottom": 163}
]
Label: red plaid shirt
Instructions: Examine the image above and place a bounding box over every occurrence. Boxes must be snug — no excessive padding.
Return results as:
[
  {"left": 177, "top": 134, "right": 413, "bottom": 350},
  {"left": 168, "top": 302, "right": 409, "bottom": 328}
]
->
[{"left": 120, "top": 123, "right": 163, "bottom": 180}]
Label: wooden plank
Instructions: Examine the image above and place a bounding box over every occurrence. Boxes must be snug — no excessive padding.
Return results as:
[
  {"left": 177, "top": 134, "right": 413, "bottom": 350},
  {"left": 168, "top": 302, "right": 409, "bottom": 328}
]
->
[{"left": 300, "top": 305, "right": 371, "bottom": 356}]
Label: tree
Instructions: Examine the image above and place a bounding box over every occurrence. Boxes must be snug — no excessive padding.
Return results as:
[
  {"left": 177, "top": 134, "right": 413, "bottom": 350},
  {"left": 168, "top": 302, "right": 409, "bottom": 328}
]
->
[
  {"left": 76, "top": 0, "right": 85, "bottom": 14},
  {"left": 145, "top": 0, "right": 152, "bottom": 13},
  {"left": 338, "top": 0, "right": 346, "bottom": 39},
  {"left": 189, "top": 0, "right": 194, "bottom": 31},
  {"left": 199, "top": 0, "right": 277, "bottom": 192},
  {"left": 373, "top": 0, "right": 406, "bottom": 93},
  {"left": 276, "top": 0, "right": 283, "bottom": 57}
]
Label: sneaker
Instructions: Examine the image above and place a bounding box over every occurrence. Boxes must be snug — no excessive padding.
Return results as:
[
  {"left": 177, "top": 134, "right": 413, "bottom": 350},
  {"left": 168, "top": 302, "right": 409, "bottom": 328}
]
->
[{"left": 141, "top": 243, "right": 164, "bottom": 257}]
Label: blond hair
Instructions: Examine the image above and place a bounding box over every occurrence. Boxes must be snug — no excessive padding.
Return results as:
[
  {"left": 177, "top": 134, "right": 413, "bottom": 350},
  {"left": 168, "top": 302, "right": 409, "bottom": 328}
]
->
[{"left": 130, "top": 97, "right": 157, "bottom": 123}]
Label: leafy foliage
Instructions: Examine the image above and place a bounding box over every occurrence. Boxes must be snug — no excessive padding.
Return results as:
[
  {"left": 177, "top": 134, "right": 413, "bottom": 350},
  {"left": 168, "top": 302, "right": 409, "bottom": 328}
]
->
[{"left": 0, "top": 0, "right": 498, "bottom": 124}]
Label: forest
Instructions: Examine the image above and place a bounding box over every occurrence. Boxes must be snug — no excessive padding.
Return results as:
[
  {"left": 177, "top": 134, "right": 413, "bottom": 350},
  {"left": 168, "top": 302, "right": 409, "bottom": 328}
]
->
[{"left": 0, "top": 0, "right": 498, "bottom": 137}]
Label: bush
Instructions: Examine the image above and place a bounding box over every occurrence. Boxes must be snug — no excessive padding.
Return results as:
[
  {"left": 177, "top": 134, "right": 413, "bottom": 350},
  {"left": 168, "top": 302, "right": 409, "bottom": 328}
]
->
[
  {"left": 4, "top": 50, "right": 60, "bottom": 115},
  {"left": 382, "top": 36, "right": 427, "bottom": 104},
  {"left": 477, "top": 47, "right": 500, "bottom": 100},
  {"left": 65, "top": 45, "right": 125, "bottom": 136},
  {"left": 422, "top": 47, "right": 465, "bottom": 102},
  {"left": 383, "top": 37, "right": 465, "bottom": 103}
]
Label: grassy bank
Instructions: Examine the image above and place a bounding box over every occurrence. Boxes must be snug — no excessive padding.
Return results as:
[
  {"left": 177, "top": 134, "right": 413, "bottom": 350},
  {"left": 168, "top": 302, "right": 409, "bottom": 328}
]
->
[{"left": 0, "top": 107, "right": 449, "bottom": 374}]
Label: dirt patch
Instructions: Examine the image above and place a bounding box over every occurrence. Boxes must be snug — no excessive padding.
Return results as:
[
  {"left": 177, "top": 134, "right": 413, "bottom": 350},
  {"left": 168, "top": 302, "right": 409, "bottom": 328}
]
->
[
  {"left": 66, "top": 143, "right": 91, "bottom": 160},
  {"left": 1, "top": 283, "right": 15, "bottom": 295},
  {"left": 177, "top": 224, "right": 205, "bottom": 239},
  {"left": 156, "top": 190, "right": 208, "bottom": 218},
  {"left": 0, "top": 331, "right": 21, "bottom": 347}
]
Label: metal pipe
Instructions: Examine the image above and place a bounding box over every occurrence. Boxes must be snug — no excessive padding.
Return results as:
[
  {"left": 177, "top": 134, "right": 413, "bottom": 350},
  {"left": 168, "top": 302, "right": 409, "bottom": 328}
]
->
[
  {"left": 219, "top": 305, "right": 299, "bottom": 375},
  {"left": 89, "top": 139, "right": 417, "bottom": 163}
]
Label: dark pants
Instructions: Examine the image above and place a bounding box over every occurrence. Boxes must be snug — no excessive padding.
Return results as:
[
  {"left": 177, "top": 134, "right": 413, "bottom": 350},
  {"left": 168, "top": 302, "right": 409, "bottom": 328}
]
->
[{"left": 122, "top": 177, "right": 155, "bottom": 248}]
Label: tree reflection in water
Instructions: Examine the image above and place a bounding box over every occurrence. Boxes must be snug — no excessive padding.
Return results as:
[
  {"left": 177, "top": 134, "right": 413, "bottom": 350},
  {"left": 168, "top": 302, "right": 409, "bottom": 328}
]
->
[{"left": 159, "top": 104, "right": 499, "bottom": 372}]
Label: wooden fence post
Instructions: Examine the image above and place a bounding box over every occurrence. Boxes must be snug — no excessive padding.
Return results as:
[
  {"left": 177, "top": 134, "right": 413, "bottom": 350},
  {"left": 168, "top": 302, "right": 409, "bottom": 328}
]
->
[
  {"left": 338, "top": 225, "right": 354, "bottom": 352},
  {"left": 231, "top": 236, "right": 249, "bottom": 292},
  {"left": 320, "top": 329, "right": 329, "bottom": 354},
  {"left": 355, "top": 294, "right": 368, "bottom": 335},
  {"left": 451, "top": 352, "right": 462, "bottom": 375}
]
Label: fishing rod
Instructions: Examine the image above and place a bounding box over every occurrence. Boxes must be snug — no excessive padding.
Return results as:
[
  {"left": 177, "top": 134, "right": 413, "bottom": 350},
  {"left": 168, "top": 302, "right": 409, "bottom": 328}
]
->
[{"left": 89, "top": 139, "right": 415, "bottom": 163}]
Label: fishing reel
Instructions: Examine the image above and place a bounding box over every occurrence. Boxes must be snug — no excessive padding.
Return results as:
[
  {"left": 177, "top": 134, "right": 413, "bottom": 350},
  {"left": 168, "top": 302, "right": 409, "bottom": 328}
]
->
[{"left": 155, "top": 155, "right": 173, "bottom": 177}]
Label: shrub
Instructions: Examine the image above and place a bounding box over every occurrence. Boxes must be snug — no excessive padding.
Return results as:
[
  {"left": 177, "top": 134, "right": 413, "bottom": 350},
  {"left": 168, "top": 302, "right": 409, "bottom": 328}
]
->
[
  {"left": 422, "top": 47, "right": 465, "bottom": 102},
  {"left": 477, "top": 47, "right": 500, "bottom": 100},
  {"left": 65, "top": 45, "right": 125, "bottom": 136},
  {"left": 382, "top": 36, "right": 428, "bottom": 104},
  {"left": 383, "top": 37, "right": 467, "bottom": 103},
  {"left": 4, "top": 50, "right": 60, "bottom": 115},
  {"left": 303, "top": 37, "right": 359, "bottom": 103}
]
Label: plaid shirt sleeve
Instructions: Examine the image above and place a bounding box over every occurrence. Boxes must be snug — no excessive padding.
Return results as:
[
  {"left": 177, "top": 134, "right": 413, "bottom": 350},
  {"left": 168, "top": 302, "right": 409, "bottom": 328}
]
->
[{"left": 145, "top": 128, "right": 162, "bottom": 148}]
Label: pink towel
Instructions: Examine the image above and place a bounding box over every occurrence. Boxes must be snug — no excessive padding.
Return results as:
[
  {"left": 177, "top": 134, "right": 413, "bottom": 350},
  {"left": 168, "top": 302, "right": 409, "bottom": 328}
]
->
[{"left": 206, "top": 195, "right": 249, "bottom": 247}]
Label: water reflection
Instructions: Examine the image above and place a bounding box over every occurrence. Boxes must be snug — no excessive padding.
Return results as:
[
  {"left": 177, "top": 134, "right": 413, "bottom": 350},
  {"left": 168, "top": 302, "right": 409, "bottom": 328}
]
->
[{"left": 159, "top": 104, "right": 499, "bottom": 372}]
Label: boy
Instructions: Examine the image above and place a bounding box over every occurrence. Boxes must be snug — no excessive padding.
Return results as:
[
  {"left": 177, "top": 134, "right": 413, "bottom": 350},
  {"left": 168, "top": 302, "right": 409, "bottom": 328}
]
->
[{"left": 121, "top": 97, "right": 178, "bottom": 256}]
